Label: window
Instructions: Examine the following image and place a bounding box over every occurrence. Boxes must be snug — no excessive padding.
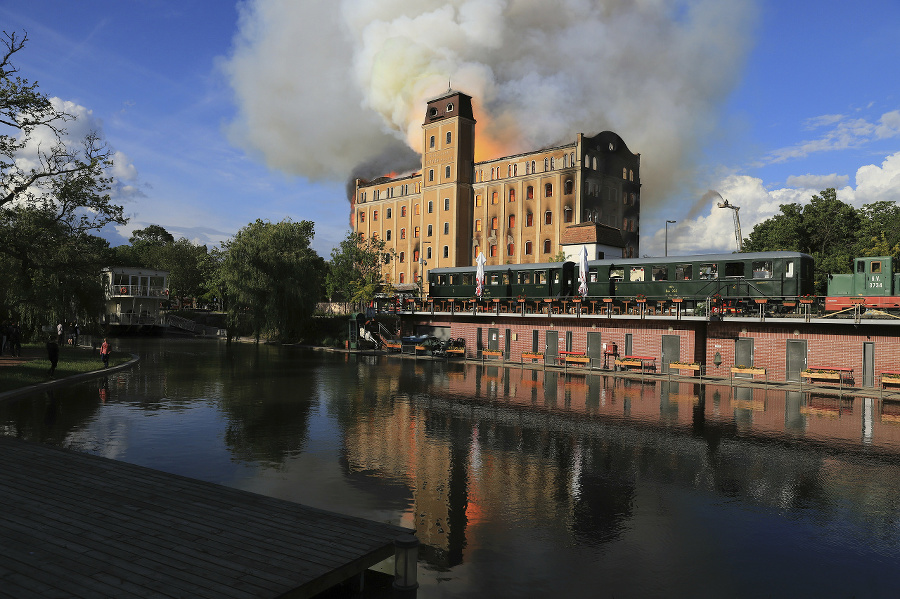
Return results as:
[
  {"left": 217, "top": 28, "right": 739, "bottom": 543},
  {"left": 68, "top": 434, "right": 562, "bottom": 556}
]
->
[
  {"left": 373, "top": 210, "right": 378, "bottom": 221},
  {"left": 475, "top": 219, "right": 482, "bottom": 232},
  {"left": 401, "top": 206, "right": 407, "bottom": 217},
  {"left": 447, "top": 102, "right": 454, "bottom": 112},
  {"left": 526, "top": 212, "right": 534, "bottom": 227},
  {"left": 652, "top": 267, "right": 668, "bottom": 281},
  {"left": 443, "top": 245, "right": 449, "bottom": 258},
  {"left": 428, "top": 170, "right": 434, "bottom": 182},
  {"left": 752, "top": 261, "right": 773, "bottom": 279},
  {"left": 525, "top": 161, "right": 530, "bottom": 175},
  {"left": 444, "top": 222, "right": 449, "bottom": 235},
  {"left": 545, "top": 183, "right": 552, "bottom": 197},
  {"left": 399, "top": 252, "right": 405, "bottom": 263},
  {"left": 386, "top": 230, "right": 391, "bottom": 241},
  {"left": 446, "top": 132, "right": 452, "bottom": 144},
  {"left": 610, "top": 267, "right": 624, "bottom": 281},
  {"left": 415, "top": 203, "right": 420, "bottom": 215},
  {"left": 700, "top": 263, "right": 718, "bottom": 280},
  {"left": 491, "top": 217, "right": 498, "bottom": 230},
  {"left": 400, "top": 228, "right": 406, "bottom": 239},
  {"left": 491, "top": 191, "right": 499, "bottom": 204},
  {"left": 857, "top": 260, "right": 866, "bottom": 273},
  {"left": 508, "top": 214, "right": 516, "bottom": 228},
  {"left": 507, "top": 243, "right": 515, "bottom": 256},
  {"left": 399, "top": 273, "right": 405, "bottom": 284},
  {"left": 444, "top": 197, "right": 450, "bottom": 210},
  {"left": 525, "top": 241, "right": 533, "bottom": 255},
  {"left": 623, "top": 168, "right": 627, "bottom": 179},
  {"left": 544, "top": 211, "right": 552, "bottom": 225},
  {"left": 550, "top": 157, "right": 555, "bottom": 169},
  {"left": 564, "top": 207, "right": 573, "bottom": 223},
  {"left": 507, "top": 164, "right": 511, "bottom": 177},
  {"left": 386, "top": 208, "right": 392, "bottom": 219},
  {"left": 445, "top": 165, "right": 451, "bottom": 178},
  {"left": 474, "top": 245, "right": 480, "bottom": 257},
  {"left": 786, "top": 261, "right": 795, "bottom": 278},
  {"left": 629, "top": 169, "right": 634, "bottom": 181},
  {"left": 427, "top": 224, "right": 433, "bottom": 237},
  {"left": 527, "top": 185, "right": 534, "bottom": 199},
  {"left": 725, "top": 262, "right": 745, "bottom": 278},
  {"left": 475, "top": 194, "right": 483, "bottom": 207},
  {"left": 872, "top": 261, "right": 883, "bottom": 273},
  {"left": 630, "top": 267, "right": 645, "bottom": 282},
  {"left": 531, "top": 160, "right": 536, "bottom": 173},
  {"left": 359, "top": 211, "right": 365, "bottom": 223},
  {"left": 508, "top": 188, "right": 515, "bottom": 202},
  {"left": 543, "top": 239, "right": 551, "bottom": 254},
  {"left": 429, "top": 135, "right": 435, "bottom": 149},
  {"left": 414, "top": 250, "right": 419, "bottom": 262},
  {"left": 490, "top": 244, "right": 497, "bottom": 257},
  {"left": 427, "top": 247, "right": 432, "bottom": 259},
  {"left": 544, "top": 158, "right": 549, "bottom": 171},
  {"left": 428, "top": 201, "right": 433, "bottom": 213},
  {"left": 676, "top": 264, "right": 693, "bottom": 280},
  {"left": 414, "top": 226, "right": 420, "bottom": 238}
]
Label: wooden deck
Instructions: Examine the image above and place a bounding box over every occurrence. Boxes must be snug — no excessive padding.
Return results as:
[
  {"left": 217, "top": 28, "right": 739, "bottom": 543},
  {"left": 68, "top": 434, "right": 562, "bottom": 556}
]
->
[{"left": 0, "top": 436, "right": 413, "bottom": 598}]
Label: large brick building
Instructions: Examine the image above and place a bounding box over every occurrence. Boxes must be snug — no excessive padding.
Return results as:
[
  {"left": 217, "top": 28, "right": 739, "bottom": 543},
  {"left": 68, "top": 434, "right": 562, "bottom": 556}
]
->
[{"left": 352, "top": 90, "right": 641, "bottom": 289}]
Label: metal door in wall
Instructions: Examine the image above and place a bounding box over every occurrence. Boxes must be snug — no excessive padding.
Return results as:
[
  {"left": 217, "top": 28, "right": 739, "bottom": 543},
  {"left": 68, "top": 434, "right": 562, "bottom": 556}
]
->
[
  {"left": 545, "top": 330, "right": 559, "bottom": 366},
  {"left": 863, "top": 342, "right": 875, "bottom": 387},
  {"left": 587, "top": 332, "right": 602, "bottom": 369},
  {"left": 625, "top": 334, "right": 633, "bottom": 357},
  {"left": 785, "top": 339, "right": 807, "bottom": 382},
  {"left": 661, "top": 335, "right": 681, "bottom": 374},
  {"left": 477, "top": 327, "right": 483, "bottom": 357},
  {"left": 734, "top": 338, "right": 754, "bottom": 378},
  {"left": 505, "top": 329, "right": 511, "bottom": 359},
  {"left": 488, "top": 328, "right": 500, "bottom": 352}
]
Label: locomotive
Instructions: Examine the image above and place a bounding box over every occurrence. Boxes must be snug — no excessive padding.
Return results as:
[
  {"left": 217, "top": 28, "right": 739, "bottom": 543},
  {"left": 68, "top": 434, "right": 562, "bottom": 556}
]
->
[
  {"left": 428, "top": 251, "right": 814, "bottom": 313},
  {"left": 826, "top": 256, "right": 900, "bottom": 311}
]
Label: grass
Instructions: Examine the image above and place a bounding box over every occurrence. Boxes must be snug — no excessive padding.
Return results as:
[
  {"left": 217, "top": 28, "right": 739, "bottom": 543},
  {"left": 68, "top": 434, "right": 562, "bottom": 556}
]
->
[{"left": 0, "top": 345, "right": 131, "bottom": 393}]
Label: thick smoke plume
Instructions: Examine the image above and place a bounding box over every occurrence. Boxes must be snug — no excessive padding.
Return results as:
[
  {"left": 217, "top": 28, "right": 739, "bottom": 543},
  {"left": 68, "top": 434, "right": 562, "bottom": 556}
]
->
[{"left": 225, "top": 0, "right": 756, "bottom": 206}]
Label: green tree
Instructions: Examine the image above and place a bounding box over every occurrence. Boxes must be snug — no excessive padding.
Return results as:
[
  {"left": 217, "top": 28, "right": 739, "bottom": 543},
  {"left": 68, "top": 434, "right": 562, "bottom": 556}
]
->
[
  {"left": 220, "top": 219, "right": 323, "bottom": 342},
  {"left": 856, "top": 201, "right": 900, "bottom": 262},
  {"left": 326, "top": 231, "right": 394, "bottom": 308}
]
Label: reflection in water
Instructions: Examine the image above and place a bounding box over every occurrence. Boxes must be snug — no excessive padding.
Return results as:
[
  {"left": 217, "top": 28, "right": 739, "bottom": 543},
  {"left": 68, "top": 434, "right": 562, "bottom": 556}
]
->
[{"left": 3, "top": 340, "right": 900, "bottom": 597}]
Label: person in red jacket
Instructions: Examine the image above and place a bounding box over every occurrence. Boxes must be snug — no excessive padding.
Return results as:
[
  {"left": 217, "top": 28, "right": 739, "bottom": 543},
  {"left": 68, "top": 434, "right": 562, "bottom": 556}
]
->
[{"left": 100, "top": 338, "right": 110, "bottom": 368}]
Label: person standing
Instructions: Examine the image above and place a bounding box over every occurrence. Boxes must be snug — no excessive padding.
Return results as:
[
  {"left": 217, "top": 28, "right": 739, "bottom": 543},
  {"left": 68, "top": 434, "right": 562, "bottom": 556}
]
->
[
  {"left": 57, "top": 322, "right": 63, "bottom": 345},
  {"left": 100, "top": 338, "right": 110, "bottom": 368},
  {"left": 46, "top": 335, "right": 59, "bottom": 376}
]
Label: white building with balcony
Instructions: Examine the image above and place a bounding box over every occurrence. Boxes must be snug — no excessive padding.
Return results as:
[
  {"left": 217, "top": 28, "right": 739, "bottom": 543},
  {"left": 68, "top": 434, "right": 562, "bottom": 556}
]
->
[{"left": 101, "top": 266, "right": 169, "bottom": 333}]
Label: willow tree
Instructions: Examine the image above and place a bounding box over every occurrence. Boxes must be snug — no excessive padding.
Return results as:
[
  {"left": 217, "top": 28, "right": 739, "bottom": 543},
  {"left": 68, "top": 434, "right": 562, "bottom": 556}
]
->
[{"left": 220, "top": 219, "right": 323, "bottom": 342}]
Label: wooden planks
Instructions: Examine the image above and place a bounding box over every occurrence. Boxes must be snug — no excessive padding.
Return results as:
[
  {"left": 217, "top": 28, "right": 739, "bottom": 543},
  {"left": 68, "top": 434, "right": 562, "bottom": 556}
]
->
[{"left": 0, "top": 436, "right": 412, "bottom": 599}]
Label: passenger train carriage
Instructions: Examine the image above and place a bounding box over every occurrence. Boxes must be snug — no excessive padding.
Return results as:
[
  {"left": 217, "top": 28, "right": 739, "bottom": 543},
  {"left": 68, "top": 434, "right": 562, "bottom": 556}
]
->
[{"left": 428, "top": 251, "right": 815, "bottom": 312}]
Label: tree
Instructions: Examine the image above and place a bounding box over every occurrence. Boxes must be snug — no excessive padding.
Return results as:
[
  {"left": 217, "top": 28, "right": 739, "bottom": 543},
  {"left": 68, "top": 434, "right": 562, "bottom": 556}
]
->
[
  {"left": 326, "top": 231, "right": 393, "bottom": 308},
  {"left": 220, "top": 219, "right": 323, "bottom": 342}
]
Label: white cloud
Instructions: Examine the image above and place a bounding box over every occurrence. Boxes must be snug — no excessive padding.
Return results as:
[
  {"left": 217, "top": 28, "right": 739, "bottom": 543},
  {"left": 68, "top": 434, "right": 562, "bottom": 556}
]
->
[
  {"left": 875, "top": 110, "right": 900, "bottom": 139},
  {"left": 785, "top": 173, "right": 848, "bottom": 190},
  {"left": 855, "top": 151, "right": 900, "bottom": 204},
  {"left": 765, "top": 109, "right": 900, "bottom": 164}
]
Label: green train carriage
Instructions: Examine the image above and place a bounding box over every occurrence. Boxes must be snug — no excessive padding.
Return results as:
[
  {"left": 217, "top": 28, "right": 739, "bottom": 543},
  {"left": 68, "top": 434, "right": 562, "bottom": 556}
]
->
[{"left": 428, "top": 262, "right": 576, "bottom": 300}]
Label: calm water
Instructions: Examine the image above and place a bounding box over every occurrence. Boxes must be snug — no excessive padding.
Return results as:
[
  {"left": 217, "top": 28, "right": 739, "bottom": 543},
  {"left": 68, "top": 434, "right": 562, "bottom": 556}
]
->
[{"left": 3, "top": 338, "right": 900, "bottom": 598}]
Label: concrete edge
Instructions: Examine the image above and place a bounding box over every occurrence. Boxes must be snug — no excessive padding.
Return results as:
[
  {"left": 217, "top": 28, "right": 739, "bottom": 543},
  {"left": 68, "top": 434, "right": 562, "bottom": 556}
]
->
[{"left": 0, "top": 353, "right": 140, "bottom": 403}]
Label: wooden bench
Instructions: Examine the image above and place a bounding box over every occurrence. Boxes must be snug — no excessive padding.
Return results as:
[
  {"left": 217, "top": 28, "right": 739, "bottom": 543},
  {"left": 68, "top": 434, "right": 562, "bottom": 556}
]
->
[
  {"left": 615, "top": 355, "right": 656, "bottom": 374},
  {"left": 482, "top": 350, "right": 504, "bottom": 363},
  {"left": 522, "top": 352, "right": 544, "bottom": 362},
  {"left": 382, "top": 341, "right": 402, "bottom": 352},
  {"left": 801, "top": 367, "right": 853, "bottom": 390}
]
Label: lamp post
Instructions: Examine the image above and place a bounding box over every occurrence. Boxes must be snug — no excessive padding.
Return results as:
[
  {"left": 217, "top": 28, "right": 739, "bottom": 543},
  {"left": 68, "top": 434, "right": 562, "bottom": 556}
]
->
[{"left": 665, "top": 220, "right": 676, "bottom": 256}]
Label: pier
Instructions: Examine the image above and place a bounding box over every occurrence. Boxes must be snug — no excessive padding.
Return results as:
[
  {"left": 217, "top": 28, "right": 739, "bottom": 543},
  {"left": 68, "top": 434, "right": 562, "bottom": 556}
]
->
[{"left": 0, "top": 436, "right": 413, "bottom": 598}]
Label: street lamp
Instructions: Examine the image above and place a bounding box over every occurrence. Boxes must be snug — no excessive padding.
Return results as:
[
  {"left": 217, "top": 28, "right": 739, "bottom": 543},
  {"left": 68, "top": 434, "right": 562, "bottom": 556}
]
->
[{"left": 665, "top": 220, "right": 676, "bottom": 256}]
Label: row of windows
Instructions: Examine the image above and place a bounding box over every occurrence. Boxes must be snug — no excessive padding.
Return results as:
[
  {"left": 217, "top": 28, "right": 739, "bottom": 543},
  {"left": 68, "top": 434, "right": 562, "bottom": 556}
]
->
[
  {"left": 359, "top": 183, "right": 421, "bottom": 203},
  {"left": 593, "top": 261, "right": 789, "bottom": 283},
  {"left": 428, "top": 131, "right": 452, "bottom": 149},
  {"left": 473, "top": 208, "right": 575, "bottom": 232},
  {"left": 473, "top": 239, "right": 556, "bottom": 258},
  {"left": 359, "top": 197, "right": 455, "bottom": 222},
  {"left": 396, "top": 245, "right": 452, "bottom": 264},
  {"left": 473, "top": 181, "right": 574, "bottom": 206},
  {"left": 428, "top": 166, "right": 452, "bottom": 182},
  {"left": 475, "top": 153, "right": 580, "bottom": 183},
  {"left": 367, "top": 221, "right": 454, "bottom": 241}
]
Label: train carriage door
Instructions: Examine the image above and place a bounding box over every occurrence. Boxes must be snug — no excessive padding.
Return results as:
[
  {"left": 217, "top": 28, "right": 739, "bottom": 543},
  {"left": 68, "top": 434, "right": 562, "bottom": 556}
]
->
[
  {"left": 863, "top": 342, "right": 875, "bottom": 387},
  {"left": 734, "top": 338, "right": 754, "bottom": 378},
  {"left": 786, "top": 339, "right": 807, "bottom": 382},
  {"left": 587, "top": 332, "right": 602, "bottom": 369},
  {"left": 545, "top": 330, "right": 559, "bottom": 366},
  {"left": 661, "top": 335, "right": 680, "bottom": 374}
]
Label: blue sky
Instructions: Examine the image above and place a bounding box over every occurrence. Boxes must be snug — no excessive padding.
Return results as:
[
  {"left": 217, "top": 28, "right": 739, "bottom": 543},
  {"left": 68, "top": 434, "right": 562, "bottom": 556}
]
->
[{"left": 3, "top": 0, "right": 899, "bottom": 258}]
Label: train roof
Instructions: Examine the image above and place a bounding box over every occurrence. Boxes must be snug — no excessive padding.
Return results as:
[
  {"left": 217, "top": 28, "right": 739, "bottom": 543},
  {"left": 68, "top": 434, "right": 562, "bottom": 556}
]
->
[
  {"left": 429, "top": 261, "right": 571, "bottom": 275},
  {"left": 588, "top": 251, "right": 813, "bottom": 266}
]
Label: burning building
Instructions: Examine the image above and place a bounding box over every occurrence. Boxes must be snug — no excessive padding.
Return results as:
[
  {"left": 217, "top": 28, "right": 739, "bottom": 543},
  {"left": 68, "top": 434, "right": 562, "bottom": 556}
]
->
[{"left": 353, "top": 90, "right": 641, "bottom": 290}]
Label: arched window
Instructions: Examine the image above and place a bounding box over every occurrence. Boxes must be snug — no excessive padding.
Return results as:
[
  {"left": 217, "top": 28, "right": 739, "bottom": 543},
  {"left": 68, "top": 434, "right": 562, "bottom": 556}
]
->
[
  {"left": 508, "top": 214, "right": 516, "bottom": 228},
  {"left": 629, "top": 169, "right": 634, "bottom": 181},
  {"left": 526, "top": 212, "right": 534, "bottom": 227},
  {"left": 399, "top": 273, "right": 405, "bottom": 283},
  {"left": 564, "top": 207, "right": 573, "bottom": 223},
  {"left": 544, "top": 158, "right": 549, "bottom": 171},
  {"left": 527, "top": 185, "right": 534, "bottom": 199},
  {"left": 550, "top": 157, "right": 555, "bottom": 169},
  {"left": 428, "top": 200, "right": 433, "bottom": 213},
  {"left": 563, "top": 154, "right": 568, "bottom": 168},
  {"left": 593, "top": 157, "right": 598, "bottom": 170},
  {"left": 414, "top": 226, "right": 420, "bottom": 238},
  {"left": 427, "top": 224, "right": 432, "bottom": 237},
  {"left": 443, "top": 245, "right": 449, "bottom": 258},
  {"left": 445, "top": 165, "right": 451, "bottom": 178},
  {"left": 475, "top": 194, "right": 483, "bottom": 207},
  {"left": 545, "top": 211, "right": 552, "bottom": 225},
  {"left": 491, "top": 216, "right": 498, "bottom": 230},
  {"left": 513, "top": 164, "right": 517, "bottom": 176},
  {"left": 447, "top": 102, "right": 454, "bottom": 112},
  {"left": 444, "top": 222, "right": 449, "bottom": 234},
  {"left": 570, "top": 152, "right": 575, "bottom": 165},
  {"left": 543, "top": 239, "right": 551, "bottom": 254},
  {"left": 415, "top": 203, "right": 420, "bottom": 215},
  {"left": 475, "top": 219, "right": 482, "bottom": 232},
  {"left": 428, "top": 170, "right": 434, "bottom": 182},
  {"left": 491, "top": 191, "right": 498, "bottom": 204},
  {"left": 525, "top": 241, "right": 533, "bottom": 255},
  {"left": 508, "top": 188, "right": 515, "bottom": 202},
  {"left": 429, "top": 135, "right": 435, "bottom": 149},
  {"left": 386, "top": 230, "right": 391, "bottom": 241},
  {"left": 544, "top": 183, "right": 553, "bottom": 197},
  {"left": 401, "top": 206, "right": 407, "bottom": 217},
  {"left": 507, "top": 243, "right": 515, "bottom": 256},
  {"left": 525, "top": 161, "right": 530, "bottom": 175},
  {"left": 623, "top": 168, "right": 627, "bottom": 179},
  {"left": 413, "top": 250, "right": 419, "bottom": 262},
  {"left": 426, "top": 247, "right": 432, "bottom": 259},
  {"left": 399, "top": 252, "right": 405, "bottom": 263},
  {"left": 565, "top": 180, "right": 574, "bottom": 194},
  {"left": 531, "top": 160, "right": 536, "bottom": 172},
  {"left": 400, "top": 228, "right": 406, "bottom": 239},
  {"left": 491, "top": 167, "right": 495, "bottom": 179},
  {"left": 490, "top": 244, "right": 497, "bottom": 257},
  {"left": 507, "top": 164, "right": 511, "bottom": 177},
  {"left": 446, "top": 132, "right": 452, "bottom": 144}
]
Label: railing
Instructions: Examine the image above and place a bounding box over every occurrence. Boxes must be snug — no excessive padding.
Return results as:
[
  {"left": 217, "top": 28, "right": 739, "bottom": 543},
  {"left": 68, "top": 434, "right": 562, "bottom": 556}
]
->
[
  {"left": 166, "top": 314, "right": 224, "bottom": 337},
  {"left": 109, "top": 285, "right": 169, "bottom": 298},
  {"left": 105, "top": 312, "right": 163, "bottom": 326}
]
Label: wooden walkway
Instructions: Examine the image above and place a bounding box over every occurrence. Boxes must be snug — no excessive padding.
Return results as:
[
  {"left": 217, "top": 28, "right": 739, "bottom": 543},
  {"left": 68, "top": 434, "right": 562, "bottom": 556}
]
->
[{"left": 0, "top": 436, "right": 413, "bottom": 598}]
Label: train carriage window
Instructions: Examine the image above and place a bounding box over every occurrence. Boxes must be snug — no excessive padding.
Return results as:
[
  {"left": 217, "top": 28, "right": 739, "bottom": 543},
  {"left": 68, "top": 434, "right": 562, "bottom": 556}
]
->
[
  {"left": 589, "top": 269, "right": 598, "bottom": 283},
  {"left": 676, "top": 264, "right": 693, "bottom": 280},
  {"left": 725, "top": 262, "right": 745, "bottom": 278},
  {"left": 518, "top": 272, "right": 532, "bottom": 284},
  {"left": 752, "top": 261, "right": 773, "bottom": 279},
  {"left": 502, "top": 273, "right": 510, "bottom": 285},
  {"left": 450, "top": 274, "right": 458, "bottom": 284},
  {"left": 490, "top": 274, "right": 499, "bottom": 285},
  {"left": 785, "top": 261, "right": 794, "bottom": 278},
  {"left": 857, "top": 260, "right": 865, "bottom": 273},
  {"left": 539, "top": 272, "right": 548, "bottom": 284},
  {"left": 652, "top": 266, "right": 668, "bottom": 281},
  {"left": 554, "top": 272, "right": 561, "bottom": 284},
  {"left": 700, "top": 263, "right": 718, "bottom": 280},
  {"left": 610, "top": 267, "right": 624, "bottom": 280},
  {"left": 438, "top": 275, "right": 447, "bottom": 285},
  {"left": 463, "top": 274, "right": 472, "bottom": 285},
  {"left": 630, "top": 267, "right": 645, "bottom": 282},
  {"left": 872, "top": 261, "right": 882, "bottom": 273}
]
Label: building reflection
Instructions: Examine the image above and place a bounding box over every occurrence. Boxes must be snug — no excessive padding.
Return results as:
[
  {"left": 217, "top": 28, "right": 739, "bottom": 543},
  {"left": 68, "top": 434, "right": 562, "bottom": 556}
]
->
[{"left": 338, "top": 357, "right": 900, "bottom": 570}]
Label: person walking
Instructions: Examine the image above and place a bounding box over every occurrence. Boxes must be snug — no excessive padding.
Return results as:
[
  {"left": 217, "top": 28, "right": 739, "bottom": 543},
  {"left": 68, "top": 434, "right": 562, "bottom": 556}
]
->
[
  {"left": 46, "top": 335, "right": 59, "bottom": 377},
  {"left": 57, "top": 322, "right": 63, "bottom": 345},
  {"left": 100, "top": 338, "right": 110, "bottom": 368}
]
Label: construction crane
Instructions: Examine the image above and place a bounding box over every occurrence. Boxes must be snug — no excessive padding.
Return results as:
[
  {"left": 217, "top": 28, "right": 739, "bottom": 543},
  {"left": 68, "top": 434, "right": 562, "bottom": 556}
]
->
[{"left": 716, "top": 195, "right": 743, "bottom": 252}]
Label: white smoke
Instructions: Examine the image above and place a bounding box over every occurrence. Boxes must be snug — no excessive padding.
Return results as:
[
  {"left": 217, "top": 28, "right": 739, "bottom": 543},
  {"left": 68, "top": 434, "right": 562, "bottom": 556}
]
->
[{"left": 225, "top": 0, "right": 757, "bottom": 205}]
